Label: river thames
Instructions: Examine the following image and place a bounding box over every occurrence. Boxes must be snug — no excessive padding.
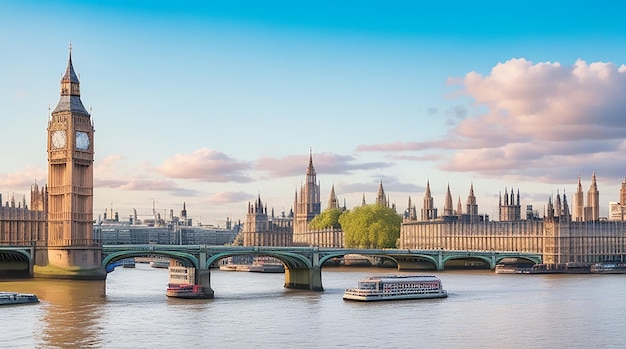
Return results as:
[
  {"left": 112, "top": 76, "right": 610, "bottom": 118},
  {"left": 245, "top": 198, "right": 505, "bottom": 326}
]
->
[{"left": 2, "top": 264, "right": 626, "bottom": 348}]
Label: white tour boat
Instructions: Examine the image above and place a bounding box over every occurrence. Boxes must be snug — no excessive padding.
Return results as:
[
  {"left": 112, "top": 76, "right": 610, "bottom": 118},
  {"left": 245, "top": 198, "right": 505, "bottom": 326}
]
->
[{"left": 343, "top": 274, "right": 447, "bottom": 301}]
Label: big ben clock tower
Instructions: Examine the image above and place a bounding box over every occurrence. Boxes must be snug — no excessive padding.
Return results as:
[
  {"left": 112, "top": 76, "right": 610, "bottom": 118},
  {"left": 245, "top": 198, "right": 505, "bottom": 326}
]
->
[{"left": 35, "top": 45, "right": 105, "bottom": 279}]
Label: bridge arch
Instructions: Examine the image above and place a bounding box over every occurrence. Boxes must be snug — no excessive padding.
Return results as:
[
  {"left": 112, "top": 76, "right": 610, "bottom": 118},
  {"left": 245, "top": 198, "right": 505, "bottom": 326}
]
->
[
  {"left": 205, "top": 251, "right": 311, "bottom": 270},
  {"left": 318, "top": 252, "right": 406, "bottom": 269},
  {"left": 102, "top": 250, "right": 199, "bottom": 272},
  {"left": 0, "top": 247, "right": 34, "bottom": 277},
  {"left": 494, "top": 254, "right": 542, "bottom": 265},
  {"left": 206, "top": 250, "right": 321, "bottom": 290},
  {"left": 442, "top": 254, "right": 493, "bottom": 269},
  {"left": 0, "top": 248, "right": 31, "bottom": 262}
]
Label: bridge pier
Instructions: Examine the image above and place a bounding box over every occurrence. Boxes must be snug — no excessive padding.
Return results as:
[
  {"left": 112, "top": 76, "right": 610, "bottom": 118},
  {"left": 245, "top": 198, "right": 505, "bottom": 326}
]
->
[
  {"left": 437, "top": 250, "right": 444, "bottom": 271},
  {"left": 197, "top": 269, "right": 215, "bottom": 299},
  {"left": 34, "top": 247, "right": 106, "bottom": 280},
  {"left": 284, "top": 267, "right": 323, "bottom": 291}
]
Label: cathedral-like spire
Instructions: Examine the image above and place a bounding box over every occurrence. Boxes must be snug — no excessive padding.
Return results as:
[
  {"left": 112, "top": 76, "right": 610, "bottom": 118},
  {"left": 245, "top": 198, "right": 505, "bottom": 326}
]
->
[
  {"left": 587, "top": 170, "right": 600, "bottom": 221},
  {"left": 562, "top": 191, "right": 571, "bottom": 220},
  {"left": 590, "top": 170, "right": 598, "bottom": 191},
  {"left": 466, "top": 182, "right": 478, "bottom": 219},
  {"left": 52, "top": 44, "right": 89, "bottom": 115},
  {"left": 306, "top": 147, "right": 316, "bottom": 176},
  {"left": 376, "top": 180, "right": 387, "bottom": 206},
  {"left": 62, "top": 43, "right": 80, "bottom": 88},
  {"left": 421, "top": 179, "right": 436, "bottom": 221},
  {"left": 577, "top": 174, "right": 584, "bottom": 198},
  {"left": 443, "top": 184, "right": 453, "bottom": 216},
  {"left": 327, "top": 184, "right": 338, "bottom": 209}
]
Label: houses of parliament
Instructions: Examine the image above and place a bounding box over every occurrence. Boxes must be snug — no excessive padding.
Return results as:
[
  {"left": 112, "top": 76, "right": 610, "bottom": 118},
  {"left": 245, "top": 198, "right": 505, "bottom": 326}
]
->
[{"left": 3, "top": 51, "right": 626, "bottom": 270}]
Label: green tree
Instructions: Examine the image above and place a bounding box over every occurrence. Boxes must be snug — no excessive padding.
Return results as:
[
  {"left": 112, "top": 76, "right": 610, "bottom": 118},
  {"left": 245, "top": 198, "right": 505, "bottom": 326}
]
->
[
  {"left": 309, "top": 207, "right": 343, "bottom": 229},
  {"left": 338, "top": 204, "right": 401, "bottom": 248}
]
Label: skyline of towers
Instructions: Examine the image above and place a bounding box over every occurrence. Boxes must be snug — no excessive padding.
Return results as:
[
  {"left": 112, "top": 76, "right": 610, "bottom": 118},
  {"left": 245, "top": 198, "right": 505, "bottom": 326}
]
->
[{"left": 572, "top": 171, "right": 601, "bottom": 222}]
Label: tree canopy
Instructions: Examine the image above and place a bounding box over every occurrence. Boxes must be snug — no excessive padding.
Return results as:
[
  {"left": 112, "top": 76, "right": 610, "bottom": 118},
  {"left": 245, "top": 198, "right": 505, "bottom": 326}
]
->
[
  {"left": 338, "top": 204, "right": 402, "bottom": 248},
  {"left": 309, "top": 207, "right": 343, "bottom": 229}
]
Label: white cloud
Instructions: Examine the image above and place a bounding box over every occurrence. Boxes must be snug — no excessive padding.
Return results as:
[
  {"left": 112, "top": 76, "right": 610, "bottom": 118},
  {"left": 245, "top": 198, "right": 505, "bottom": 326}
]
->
[{"left": 157, "top": 148, "right": 253, "bottom": 183}]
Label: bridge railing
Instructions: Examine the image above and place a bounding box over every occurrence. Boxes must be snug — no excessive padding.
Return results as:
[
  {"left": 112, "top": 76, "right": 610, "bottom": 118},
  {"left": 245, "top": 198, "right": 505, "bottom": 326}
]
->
[{"left": 0, "top": 240, "right": 102, "bottom": 247}]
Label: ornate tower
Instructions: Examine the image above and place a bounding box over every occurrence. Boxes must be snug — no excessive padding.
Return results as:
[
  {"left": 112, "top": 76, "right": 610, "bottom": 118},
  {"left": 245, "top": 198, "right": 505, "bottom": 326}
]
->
[
  {"left": 585, "top": 170, "right": 600, "bottom": 221},
  {"left": 244, "top": 195, "right": 268, "bottom": 246},
  {"left": 375, "top": 180, "right": 388, "bottom": 207},
  {"left": 442, "top": 184, "right": 453, "bottom": 216},
  {"left": 421, "top": 180, "right": 437, "bottom": 221},
  {"left": 36, "top": 46, "right": 104, "bottom": 279},
  {"left": 466, "top": 182, "right": 478, "bottom": 220},
  {"left": 327, "top": 184, "right": 339, "bottom": 209},
  {"left": 292, "top": 149, "right": 321, "bottom": 242},
  {"left": 404, "top": 196, "right": 417, "bottom": 221},
  {"left": 572, "top": 175, "right": 585, "bottom": 222},
  {"left": 499, "top": 187, "right": 521, "bottom": 221}
]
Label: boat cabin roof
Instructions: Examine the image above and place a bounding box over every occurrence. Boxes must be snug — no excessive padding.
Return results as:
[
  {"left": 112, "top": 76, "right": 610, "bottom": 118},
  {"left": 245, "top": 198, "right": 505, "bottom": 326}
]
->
[{"left": 360, "top": 274, "right": 440, "bottom": 283}]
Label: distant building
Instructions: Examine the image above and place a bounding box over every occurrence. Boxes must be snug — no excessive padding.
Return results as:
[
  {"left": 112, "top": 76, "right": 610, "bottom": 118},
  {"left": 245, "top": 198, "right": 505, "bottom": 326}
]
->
[
  {"left": 609, "top": 202, "right": 624, "bottom": 221},
  {"left": 242, "top": 195, "right": 293, "bottom": 246},
  {"left": 408, "top": 181, "right": 485, "bottom": 224},
  {"left": 572, "top": 172, "right": 600, "bottom": 222},
  {"left": 499, "top": 188, "right": 521, "bottom": 221}
]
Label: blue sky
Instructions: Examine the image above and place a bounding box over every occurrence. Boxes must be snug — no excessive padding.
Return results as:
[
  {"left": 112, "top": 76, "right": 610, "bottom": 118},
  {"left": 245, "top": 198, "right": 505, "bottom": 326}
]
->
[{"left": 2, "top": 1, "right": 626, "bottom": 225}]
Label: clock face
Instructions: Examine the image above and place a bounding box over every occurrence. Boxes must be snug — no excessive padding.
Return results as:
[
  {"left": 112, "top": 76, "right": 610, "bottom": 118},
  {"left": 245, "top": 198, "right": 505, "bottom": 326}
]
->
[
  {"left": 51, "top": 130, "right": 66, "bottom": 149},
  {"left": 76, "top": 131, "right": 90, "bottom": 150}
]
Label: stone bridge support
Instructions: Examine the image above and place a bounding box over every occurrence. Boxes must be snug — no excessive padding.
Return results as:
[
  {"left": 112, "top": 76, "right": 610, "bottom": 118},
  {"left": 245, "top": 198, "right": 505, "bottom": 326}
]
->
[
  {"left": 284, "top": 267, "right": 323, "bottom": 291},
  {"left": 197, "top": 269, "right": 215, "bottom": 299}
]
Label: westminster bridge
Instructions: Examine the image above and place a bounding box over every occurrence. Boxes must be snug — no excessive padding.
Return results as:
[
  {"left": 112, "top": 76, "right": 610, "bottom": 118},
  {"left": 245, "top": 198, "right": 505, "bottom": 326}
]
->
[
  {"left": 100, "top": 245, "right": 542, "bottom": 292},
  {"left": 1, "top": 244, "right": 542, "bottom": 293}
]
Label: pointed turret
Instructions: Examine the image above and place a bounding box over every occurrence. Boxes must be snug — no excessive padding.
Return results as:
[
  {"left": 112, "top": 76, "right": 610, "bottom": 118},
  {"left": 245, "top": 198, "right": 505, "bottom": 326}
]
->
[
  {"left": 406, "top": 196, "right": 413, "bottom": 220},
  {"left": 306, "top": 147, "right": 316, "bottom": 177},
  {"left": 562, "top": 191, "right": 571, "bottom": 221},
  {"left": 327, "top": 184, "right": 338, "bottom": 209},
  {"left": 572, "top": 174, "right": 585, "bottom": 222},
  {"left": 546, "top": 195, "right": 554, "bottom": 219},
  {"left": 443, "top": 184, "right": 453, "bottom": 216},
  {"left": 376, "top": 180, "right": 387, "bottom": 206},
  {"left": 421, "top": 180, "right": 437, "bottom": 221},
  {"left": 587, "top": 170, "right": 600, "bottom": 221},
  {"left": 52, "top": 44, "right": 89, "bottom": 115},
  {"left": 466, "top": 182, "right": 478, "bottom": 219}
]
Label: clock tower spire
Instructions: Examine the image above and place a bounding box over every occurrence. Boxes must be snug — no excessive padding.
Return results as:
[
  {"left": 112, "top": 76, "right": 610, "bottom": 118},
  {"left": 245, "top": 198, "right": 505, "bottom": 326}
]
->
[{"left": 37, "top": 45, "right": 104, "bottom": 279}]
